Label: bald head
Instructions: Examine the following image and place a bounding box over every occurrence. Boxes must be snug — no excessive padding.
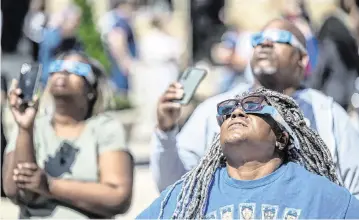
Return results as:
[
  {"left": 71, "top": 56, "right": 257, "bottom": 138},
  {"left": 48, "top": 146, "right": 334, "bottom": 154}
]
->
[{"left": 262, "top": 19, "right": 307, "bottom": 48}]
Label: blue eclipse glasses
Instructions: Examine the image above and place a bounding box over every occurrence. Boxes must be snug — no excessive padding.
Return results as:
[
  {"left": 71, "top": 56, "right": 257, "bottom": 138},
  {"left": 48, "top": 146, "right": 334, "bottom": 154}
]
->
[
  {"left": 251, "top": 29, "right": 307, "bottom": 54},
  {"left": 48, "top": 60, "right": 96, "bottom": 85},
  {"left": 216, "top": 95, "right": 300, "bottom": 150}
]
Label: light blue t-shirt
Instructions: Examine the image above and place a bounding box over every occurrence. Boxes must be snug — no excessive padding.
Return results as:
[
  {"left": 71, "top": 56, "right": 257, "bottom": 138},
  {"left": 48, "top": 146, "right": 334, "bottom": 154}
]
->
[{"left": 137, "top": 162, "right": 359, "bottom": 219}]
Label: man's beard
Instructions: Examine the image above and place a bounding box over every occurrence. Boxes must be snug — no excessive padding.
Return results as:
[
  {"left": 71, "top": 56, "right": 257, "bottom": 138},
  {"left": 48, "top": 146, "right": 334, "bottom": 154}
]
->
[
  {"left": 252, "top": 65, "right": 277, "bottom": 76},
  {"left": 256, "top": 73, "right": 282, "bottom": 92},
  {"left": 251, "top": 64, "right": 281, "bottom": 91}
]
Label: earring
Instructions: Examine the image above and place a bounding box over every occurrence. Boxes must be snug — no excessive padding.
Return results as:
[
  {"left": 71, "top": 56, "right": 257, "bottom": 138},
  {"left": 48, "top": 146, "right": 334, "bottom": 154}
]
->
[{"left": 87, "top": 93, "right": 94, "bottom": 100}]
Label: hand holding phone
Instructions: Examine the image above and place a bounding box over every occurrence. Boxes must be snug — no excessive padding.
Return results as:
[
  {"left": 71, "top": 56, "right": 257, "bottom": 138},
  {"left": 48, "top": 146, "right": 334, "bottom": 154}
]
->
[
  {"left": 157, "top": 67, "right": 207, "bottom": 131},
  {"left": 8, "top": 63, "right": 41, "bottom": 130},
  {"left": 174, "top": 68, "right": 207, "bottom": 105}
]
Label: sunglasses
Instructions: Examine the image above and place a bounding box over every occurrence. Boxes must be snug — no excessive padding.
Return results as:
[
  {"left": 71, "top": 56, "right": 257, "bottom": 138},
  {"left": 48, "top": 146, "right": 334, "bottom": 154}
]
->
[
  {"left": 216, "top": 95, "right": 300, "bottom": 150},
  {"left": 48, "top": 60, "right": 96, "bottom": 85},
  {"left": 251, "top": 29, "right": 307, "bottom": 54}
]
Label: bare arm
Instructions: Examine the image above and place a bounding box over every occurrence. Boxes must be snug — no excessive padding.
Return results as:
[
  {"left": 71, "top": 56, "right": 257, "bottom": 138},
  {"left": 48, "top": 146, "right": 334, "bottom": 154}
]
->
[
  {"left": 2, "top": 129, "right": 37, "bottom": 203},
  {"left": 48, "top": 151, "right": 134, "bottom": 217},
  {"left": 2, "top": 81, "right": 39, "bottom": 202},
  {"left": 211, "top": 43, "right": 234, "bottom": 65},
  {"left": 211, "top": 40, "right": 247, "bottom": 72},
  {"left": 108, "top": 28, "right": 132, "bottom": 72},
  {"left": 230, "top": 53, "right": 248, "bottom": 73}
]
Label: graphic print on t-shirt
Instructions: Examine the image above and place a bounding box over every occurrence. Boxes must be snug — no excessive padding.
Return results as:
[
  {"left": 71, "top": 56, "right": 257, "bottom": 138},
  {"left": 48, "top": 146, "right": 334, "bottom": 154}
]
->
[
  {"left": 261, "top": 204, "right": 279, "bottom": 220},
  {"left": 205, "top": 211, "right": 217, "bottom": 219},
  {"left": 283, "top": 208, "right": 301, "bottom": 220},
  {"left": 206, "top": 203, "right": 302, "bottom": 220},
  {"left": 44, "top": 141, "right": 79, "bottom": 177},
  {"left": 220, "top": 205, "right": 234, "bottom": 220},
  {"left": 239, "top": 203, "right": 256, "bottom": 220}
]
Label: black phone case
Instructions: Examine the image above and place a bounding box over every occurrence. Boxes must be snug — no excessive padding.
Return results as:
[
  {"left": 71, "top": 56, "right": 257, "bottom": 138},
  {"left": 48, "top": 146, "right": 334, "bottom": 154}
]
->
[{"left": 18, "top": 63, "right": 42, "bottom": 103}]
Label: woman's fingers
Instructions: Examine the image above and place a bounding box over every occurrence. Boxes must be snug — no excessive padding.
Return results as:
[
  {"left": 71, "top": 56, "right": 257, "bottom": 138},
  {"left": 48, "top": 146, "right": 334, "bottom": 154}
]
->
[{"left": 14, "top": 167, "right": 34, "bottom": 176}]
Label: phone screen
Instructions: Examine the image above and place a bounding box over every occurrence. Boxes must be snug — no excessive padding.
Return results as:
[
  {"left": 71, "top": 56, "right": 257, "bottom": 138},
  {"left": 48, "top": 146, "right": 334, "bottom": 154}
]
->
[{"left": 18, "top": 63, "right": 42, "bottom": 103}]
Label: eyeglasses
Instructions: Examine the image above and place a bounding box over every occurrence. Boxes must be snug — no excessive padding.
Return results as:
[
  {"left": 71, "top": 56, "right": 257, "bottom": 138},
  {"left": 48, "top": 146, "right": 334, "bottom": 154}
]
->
[
  {"left": 216, "top": 95, "right": 300, "bottom": 150},
  {"left": 251, "top": 29, "right": 307, "bottom": 54},
  {"left": 48, "top": 60, "right": 96, "bottom": 85}
]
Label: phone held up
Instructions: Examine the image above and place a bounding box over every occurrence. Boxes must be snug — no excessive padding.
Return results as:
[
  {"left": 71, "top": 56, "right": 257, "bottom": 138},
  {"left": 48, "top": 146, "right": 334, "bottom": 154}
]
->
[
  {"left": 173, "top": 67, "right": 207, "bottom": 105},
  {"left": 18, "top": 63, "right": 42, "bottom": 111}
]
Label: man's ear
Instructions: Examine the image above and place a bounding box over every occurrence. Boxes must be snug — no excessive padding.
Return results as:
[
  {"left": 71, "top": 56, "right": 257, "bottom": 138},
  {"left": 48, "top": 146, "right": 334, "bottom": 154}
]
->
[{"left": 299, "top": 53, "right": 309, "bottom": 70}]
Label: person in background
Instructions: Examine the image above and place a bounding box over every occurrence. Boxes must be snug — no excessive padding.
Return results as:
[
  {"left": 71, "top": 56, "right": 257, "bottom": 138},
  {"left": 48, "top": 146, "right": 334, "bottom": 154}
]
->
[
  {"left": 190, "top": 0, "right": 225, "bottom": 63},
  {"left": 341, "top": 0, "right": 359, "bottom": 43},
  {"left": 211, "top": 25, "right": 253, "bottom": 93},
  {"left": 309, "top": 15, "right": 359, "bottom": 111},
  {"left": 1, "top": 75, "right": 8, "bottom": 197},
  {"left": 39, "top": 4, "right": 83, "bottom": 85},
  {"left": 133, "top": 8, "right": 184, "bottom": 141},
  {"left": 1, "top": 0, "right": 30, "bottom": 53},
  {"left": 150, "top": 19, "right": 359, "bottom": 200},
  {"left": 309, "top": 0, "right": 359, "bottom": 113},
  {"left": 281, "top": 0, "right": 318, "bottom": 80},
  {"left": 138, "top": 88, "right": 359, "bottom": 219},
  {"left": 23, "top": 0, "right": 47, "bottom": 62},
  {"left": 2, "top": 51, "right": 133, "bottom": 219},
  {"left": 98, "top": 0, "right": 137, "bottom": 98}
]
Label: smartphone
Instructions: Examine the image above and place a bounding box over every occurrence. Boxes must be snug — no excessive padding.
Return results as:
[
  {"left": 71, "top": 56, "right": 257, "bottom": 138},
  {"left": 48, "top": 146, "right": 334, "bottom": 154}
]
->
[
  {"left": 174, "top": 67, "right": 207, "bottom": 105},
  {"left": 18, "top": 63, "right": 42, "bottom": 106}
]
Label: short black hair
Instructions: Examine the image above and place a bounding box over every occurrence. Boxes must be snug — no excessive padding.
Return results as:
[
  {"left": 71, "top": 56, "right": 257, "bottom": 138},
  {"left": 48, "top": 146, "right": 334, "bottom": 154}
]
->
[{"left": 52, "top": 37, "right": 84, "bottom": 58}]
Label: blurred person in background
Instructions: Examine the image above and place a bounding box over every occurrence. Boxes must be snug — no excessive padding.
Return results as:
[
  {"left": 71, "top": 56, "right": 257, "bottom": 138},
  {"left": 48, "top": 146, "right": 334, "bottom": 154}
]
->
[
  {"left": 1, "top": 75, "right": 8, "bottom": 198},
  {"left": 211, "top": 23, "right": 254, "bottom": 93},
  {"left": 1, "top": 0, "right": 30, "bottom": 53},
  {"left": 309, "top": 0, "right": 359, "bottom": 115},
  {"left": 133, "top": 6, "right": 184, "bottom": 141},
  {"left": 139, "top": 88, "right": 359, "bottom": 219},
  {"left": 98, "top": 0, "right": 138, "bottom": 98},
  {"left": 342, "top": 0, "right": 359, "bottom": 43},
  {"left": 39, "top": 4, "right": 83, "bottom": 86},
  {"left": 2, "top": 51, "right": 134, "bottom": 219},
  {"left": 150, "top": 19, "right": 359, "bottom": 199},
  {"left": 281, "top": 0, "right": 318, "bottom": 80},
  {"left": 23, "top": 0, "right": 47, "bottom": 62},
  {"left": 191, "top": 0, "right": 225, "bottom": 63}
]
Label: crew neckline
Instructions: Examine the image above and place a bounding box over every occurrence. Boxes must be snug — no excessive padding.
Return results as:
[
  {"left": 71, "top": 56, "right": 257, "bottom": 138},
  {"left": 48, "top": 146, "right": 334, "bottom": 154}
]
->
[
  {"left": 222, "top": 162, "right": 291, "bottom": 189},
  {"left": 45, "top": 114, "right": 91, "bottom": 143}
]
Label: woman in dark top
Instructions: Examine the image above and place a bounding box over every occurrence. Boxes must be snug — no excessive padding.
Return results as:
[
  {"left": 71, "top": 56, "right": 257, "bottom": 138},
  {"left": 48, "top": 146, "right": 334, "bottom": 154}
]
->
[{"left": 308, "top": 2, "right": 359, "bottom": 110}]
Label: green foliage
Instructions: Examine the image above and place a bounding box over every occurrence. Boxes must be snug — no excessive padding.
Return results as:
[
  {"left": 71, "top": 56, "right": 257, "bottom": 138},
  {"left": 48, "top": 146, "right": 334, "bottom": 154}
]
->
[
  {"left": 74, "top": 0, "right": 110, "bottom": 73},
  {"left": 73, "top": 0, "right": 133, "bottom": 110},
  {"left": 112, "top": 95, "right": 133, "bottom": 110}
]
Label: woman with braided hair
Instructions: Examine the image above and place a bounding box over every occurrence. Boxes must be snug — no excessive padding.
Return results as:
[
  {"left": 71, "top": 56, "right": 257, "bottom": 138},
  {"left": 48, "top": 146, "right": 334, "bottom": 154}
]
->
[{"left": 138, "top": 87, "right": 359, "bottom": 219}]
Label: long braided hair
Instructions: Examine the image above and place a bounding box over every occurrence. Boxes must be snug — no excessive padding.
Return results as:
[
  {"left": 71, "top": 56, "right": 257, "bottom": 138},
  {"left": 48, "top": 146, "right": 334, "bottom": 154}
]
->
[{"left": 158, "top": 87, "right": 340, "bottom": 219}]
